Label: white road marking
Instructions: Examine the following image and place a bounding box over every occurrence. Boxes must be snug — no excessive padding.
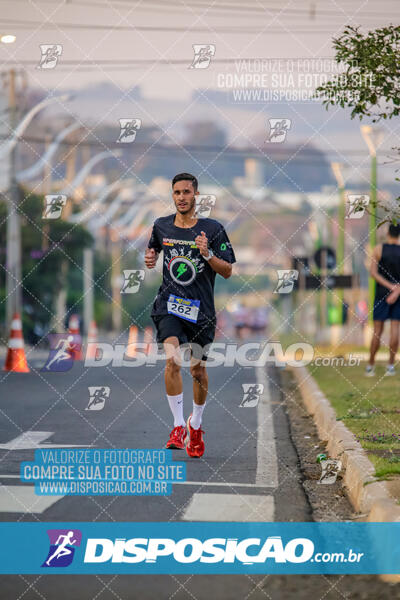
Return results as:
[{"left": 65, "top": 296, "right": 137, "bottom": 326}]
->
[
  {"left": 0, "top": 477, "right": 271, "bottom": 489},
  {"left": 175, "top": 481, "right": 270, "bottom": 488},
  {"left": 182, "top": 493, "right": 274, "bottom": 522},
  {"left": 0, "top": 485, "right": 63, "bottom": 513},
  {"left": 0, "top": 431, "right": 88, "bottom": 513},
  {"left": 180, "top": 366, "right": 279, "bottom": 522},
  {"left": 255, "top": 366, "right": 279, "bottom": 488},
  {"left": 0, "top": 431, "right": 88, "bottom": 450}
]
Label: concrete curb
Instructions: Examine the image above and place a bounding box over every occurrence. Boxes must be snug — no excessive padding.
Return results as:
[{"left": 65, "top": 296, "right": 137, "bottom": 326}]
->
[
  {"left": 291, "top": 366, "right": 400, "bottom": 518},
  {"left": 290, "top": 365, "right": 400, "bottom": 583}
]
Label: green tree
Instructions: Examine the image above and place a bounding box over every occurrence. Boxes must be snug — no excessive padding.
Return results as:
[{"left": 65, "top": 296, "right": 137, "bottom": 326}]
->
[
  {"left": 315, "top": 25, "right": 400, "bottom": 223},
  {"left": 0, "top": 189, "right": 93, "bottom": 340},
  {"left": 315, "top": 25, "right": 400, "bottom": 121}
]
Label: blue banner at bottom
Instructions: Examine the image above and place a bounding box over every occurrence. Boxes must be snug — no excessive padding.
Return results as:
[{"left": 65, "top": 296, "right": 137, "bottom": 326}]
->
[{"left": 0, "top": 522, "right": 398, "bottom": 574}]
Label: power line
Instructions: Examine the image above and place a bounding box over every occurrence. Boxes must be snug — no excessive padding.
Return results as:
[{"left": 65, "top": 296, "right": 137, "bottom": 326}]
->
[
  {"left": 6, "top": 133, "right": 396, "bottom": 160},
  {"left": 1, "top": 19, "right": 381, "bottom": 32},
  {"left": 5, "top": 0, "right": 397, "bottom": 18},
  {"left": 64, "top": 0, "right": 400, "bottom": 17}
]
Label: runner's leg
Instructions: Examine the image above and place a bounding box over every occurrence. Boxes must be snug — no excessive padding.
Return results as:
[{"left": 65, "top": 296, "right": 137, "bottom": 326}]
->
[
  {"left": 190, "top": 357, "right": 208, "bottom": 429},
  {"left": 164, "top": 336, "right": 185, "bottom": 427},
  {"left": 389, "top": 320, "right": 400, "bottom": 366},
  {"left": 369, "top": 321, "right": 384, "bottom": 366}
]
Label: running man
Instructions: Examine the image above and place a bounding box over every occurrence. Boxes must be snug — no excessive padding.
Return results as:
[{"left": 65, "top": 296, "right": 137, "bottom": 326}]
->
[
  {"left": 121, "top": 270, "right": 143, "bottom": 293},
  {"left": 145, "top": 173, "right": 236, "bottom": 457},
  {"left": 45, "top": 335, "right": 74, "bottom": 370},
  {"left": 46, "top": 531, "right": 77, "bottom": 566},
  {"left": 366, "top": 223, "right": 400, "bottom": 376}
]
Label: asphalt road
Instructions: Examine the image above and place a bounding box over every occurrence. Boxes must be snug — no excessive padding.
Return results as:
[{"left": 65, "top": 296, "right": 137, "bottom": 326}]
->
[{"left": 0, "top": 343, "right": 393, "bottom": 599}]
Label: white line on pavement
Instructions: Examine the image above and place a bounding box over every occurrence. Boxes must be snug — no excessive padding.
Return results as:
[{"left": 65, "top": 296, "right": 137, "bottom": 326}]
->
[
  {"left": 255, "top": 366, "right": 279, "bottom": 488},
  {"left": 0, "top": 476, "right": 271, "bottom": 488},
  {"left": 175, "top": 480, "right": 270, "bottom": 488},
  {"left": 0, "top": 431, "right": 88, "bottom": 450},
  {"left": 0, "top": 486, "right": 63, "bottom": 514},
  {"left": 182, "top": 493, "right": 274, "bottom": 521}
]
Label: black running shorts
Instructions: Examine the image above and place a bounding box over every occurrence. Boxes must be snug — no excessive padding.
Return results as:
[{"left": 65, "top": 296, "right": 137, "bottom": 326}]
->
[
  {"left": 151, "top": 314, "right": 216, "bottom": 361},
  {"left": 373, "top": 295, "right": 400, "bottom": 321}
]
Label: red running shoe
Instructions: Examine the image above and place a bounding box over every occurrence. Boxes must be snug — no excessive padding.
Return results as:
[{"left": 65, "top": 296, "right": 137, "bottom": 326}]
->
[
  {"left": 165, "top": 425, "right": 187, "bottom": 449},
  {"left": 186, "top": 415, "right": 205, "bottom": 458}
]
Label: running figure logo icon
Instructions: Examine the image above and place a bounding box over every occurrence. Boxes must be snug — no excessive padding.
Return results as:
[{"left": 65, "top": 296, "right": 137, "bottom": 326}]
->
[
  {"left": 274, "top": 269, "right": 299, "bottom": 294},
  {"left": 43, "top": 195, "right": 67, "bottom": 219},
  {"left": 266, "top": 118, "right": 291, "bottom": 143},
  {"left": 116, "top": 119, "right": 142, "bottom": 143},
  {"left": 194, "top": 195, "right": 216, "bottom": 218},
  {"left": 121, "top": 270, "right": 145, "bottom": 293},
  {"left": 318, "top": 459, "right": 342, "bottom": 485},
  {"left": 240, "top": 384, "right": 264, "bottom": 407},
  {"left": 86, "top": 386, "right": 110, "bottom": 411},
  {"left": 41, "top": 334, "right": 76, "bottom": 372},
  {"left": 42, "top": 529, "right": 82, "bottom": 567},
  {"left": 189, "top": 44, "right": 216, "bottom": 69},
  {"left": 37, "top": 44, "right": 63, "bottom": 69},
  {"left": 346, "top": 194, "right": 370, "bottom": 219}
]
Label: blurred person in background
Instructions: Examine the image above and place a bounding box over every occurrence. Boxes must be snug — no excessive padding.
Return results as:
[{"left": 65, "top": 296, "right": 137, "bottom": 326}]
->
[
  {"left": 250, "top": 306, "right": 268, "bottom": 338},
  {"left": 233, "top": 302, "right": 248, "bottom": 339},
  {"left": 366, "top": 223, "right": 400, "bottom": 377}
]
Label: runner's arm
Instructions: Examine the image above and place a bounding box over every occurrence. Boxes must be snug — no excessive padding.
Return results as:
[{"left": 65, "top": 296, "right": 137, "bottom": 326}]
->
[
  {"left": 195, "top": 230, "right": 233, "bottom": 278},
  {"left": 370, "top": 245, "right": 398, "bottom": 291},
  {"left": 207, "top": 255, "right": 232, "bottom": 279},
  {"left": 144, "top": 247, "right": 159, "bottom": 269},
  {"left": 145, "top": 222, "right": 161, "bottom": 268}
]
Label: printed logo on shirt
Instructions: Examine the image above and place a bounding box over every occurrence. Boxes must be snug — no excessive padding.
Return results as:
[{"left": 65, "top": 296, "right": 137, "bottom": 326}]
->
[
  {"left": 165, "top": 248, "right": 204, "bottom": 286},
  {"left": 162, "top": 237, "right": 197, "bottom": 248}
]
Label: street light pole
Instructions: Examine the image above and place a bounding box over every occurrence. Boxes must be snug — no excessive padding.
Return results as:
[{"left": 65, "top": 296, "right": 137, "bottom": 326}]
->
[
  {"left": 110, "top": 228, "right": 122, "bottom": 333},
  {"left": 368, "top": 153, "right": 378, "bottom": 327},
  {"left": 331, "top": 162, "right": 346, "bottom": 323},
  {"left": 2, "top": 61, "right": 71, "bottom": 328},
  {"left": 361, "top": 125, "right": 384, "bottom": 325},
  {"left": 83, "top": 248, "right": 94, "bottom": 337},
  {"left": 5, "top": 68, "right": 22, "bottom": 327}
]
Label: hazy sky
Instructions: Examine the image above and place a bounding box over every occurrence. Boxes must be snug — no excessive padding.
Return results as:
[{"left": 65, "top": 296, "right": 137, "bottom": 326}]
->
[
  {"left": 1, "top": 0, "right": 399, "bottom": 188},
  {"left": 1, "top": 0, "right": 399, "bottom": 99}
]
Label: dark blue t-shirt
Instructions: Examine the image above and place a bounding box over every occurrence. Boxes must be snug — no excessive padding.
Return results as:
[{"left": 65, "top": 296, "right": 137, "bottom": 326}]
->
[
  {"left": 147, "top": 214, "right": 236, "bottom": 325},
  {"left": 376, "top": 243, "right": 400, "bottom": 299}
]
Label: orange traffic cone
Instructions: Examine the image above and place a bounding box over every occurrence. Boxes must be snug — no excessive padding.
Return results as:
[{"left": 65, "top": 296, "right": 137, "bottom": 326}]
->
[
  {"left": 86, "top": 320, "right": 98, "bottom": 360},
  {"left": 143, "top": 326, "right": 153, "bottom": 355},
  {"left": 125, "top": 325, "right": 138, "bottom": 358},
  {"left": 3, "top": 313, "right": 30, "bottom": 372},
  {"left": 67, "top": 313, "right": 83, "bottom": 361}
]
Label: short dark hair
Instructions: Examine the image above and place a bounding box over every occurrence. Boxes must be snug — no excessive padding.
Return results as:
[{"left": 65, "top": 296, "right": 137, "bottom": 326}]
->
[
  {"left": 172, "top": 172, "right": 198, "bottom": 192},
  {"left": 388, "top": 223, "right": 400, "bottom": 238}
]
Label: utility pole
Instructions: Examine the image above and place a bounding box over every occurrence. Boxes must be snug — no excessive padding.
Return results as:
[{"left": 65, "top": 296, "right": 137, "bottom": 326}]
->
[
  {"left": 361, "top": 125, "right": 384, "bottom": 326},
  {"left": 2, "top": 67, "right": 71, "bottom": 331},
  {"left": 331, "top": 162, "right": 346, "bottom": 323},
  {"left": 5, "top": 68, "right": 22, "bottom": 327},
  {"left": 369, "top": 153, "right": 377, "bottom": 323},
  {"left": 41, "top": 131, "right": 52, "bottom": 252},
  {"left": 50, "top": 129, "right": 77, "bottom": 332},
  {"left": 83, "top": 248, "right": 94, "bottom": 337},
  {"left": 110, "top": 228, "right": 122, "bottom": 333}
]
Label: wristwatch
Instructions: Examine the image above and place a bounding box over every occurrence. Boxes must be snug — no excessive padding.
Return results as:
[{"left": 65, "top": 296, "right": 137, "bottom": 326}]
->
[{"left": 203, "top": 249, "right": 214, "bottom": 261}]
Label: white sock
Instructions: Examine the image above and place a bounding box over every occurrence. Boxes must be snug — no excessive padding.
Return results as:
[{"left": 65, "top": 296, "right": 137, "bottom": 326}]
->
[
  {"left": 167, "top": 393, "right": 185, "bottom": 427},
  {"left": 191, "top": 402, "right": 205, "bottom": 430}
]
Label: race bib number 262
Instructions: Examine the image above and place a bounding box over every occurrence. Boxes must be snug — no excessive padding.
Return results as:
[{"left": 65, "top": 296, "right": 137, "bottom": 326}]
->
[{"left": 167, "top": 295, "right": 200, "bottom": 323}]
